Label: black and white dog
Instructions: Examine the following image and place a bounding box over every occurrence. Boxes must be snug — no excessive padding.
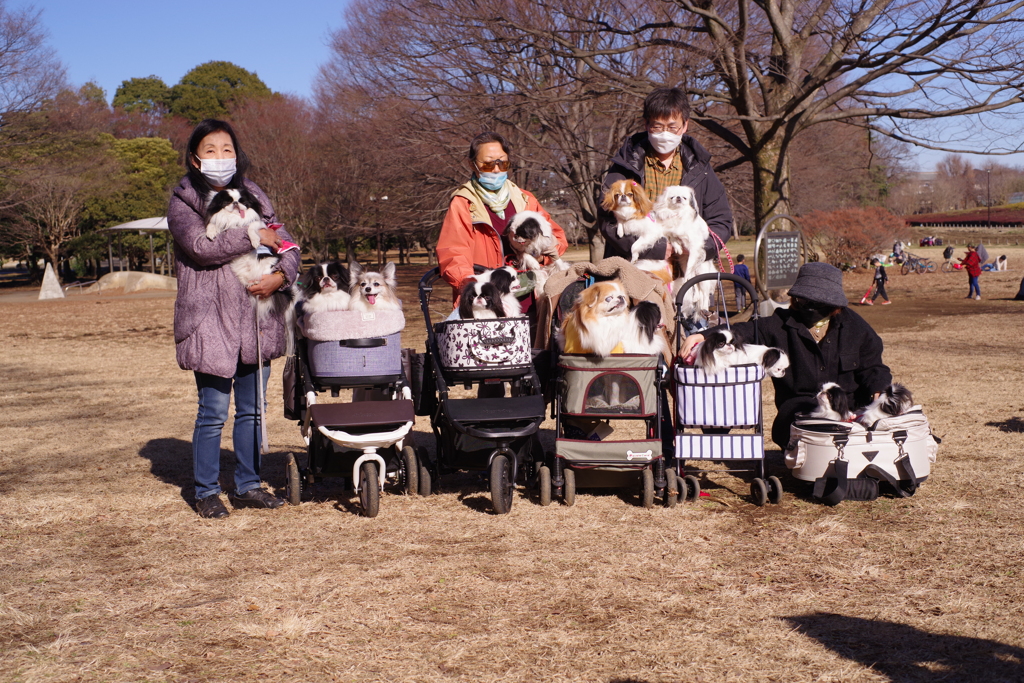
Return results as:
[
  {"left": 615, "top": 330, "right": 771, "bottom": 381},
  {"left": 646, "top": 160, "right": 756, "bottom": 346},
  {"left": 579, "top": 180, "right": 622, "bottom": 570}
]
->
[
  {"left": 857, "top": 383, "right": 914, "bottom": 426},
  {"left": 466, "top": 266, "right": 523, "bottom": 318},
  {"left": 807, "top": 382, "right": 854, "bottom": 421},
  {"left": 299, "top": 262, "right": 350, "bottom": 314},
  {"left": 458, "top": 280, "right": 505, "bottom": 319},
  {"left": 693, "top": 329, "right": 790, "bottom": 377}
]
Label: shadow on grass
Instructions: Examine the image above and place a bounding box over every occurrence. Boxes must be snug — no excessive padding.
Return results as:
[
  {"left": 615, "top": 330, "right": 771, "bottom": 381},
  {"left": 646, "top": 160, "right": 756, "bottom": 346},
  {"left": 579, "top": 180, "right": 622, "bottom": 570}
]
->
[
  {"left": 985, "top": 416, "right": 1024, "bottom": 433},
  {"left": 785, "top": 612, "right": 1024, "bottom": 682}
]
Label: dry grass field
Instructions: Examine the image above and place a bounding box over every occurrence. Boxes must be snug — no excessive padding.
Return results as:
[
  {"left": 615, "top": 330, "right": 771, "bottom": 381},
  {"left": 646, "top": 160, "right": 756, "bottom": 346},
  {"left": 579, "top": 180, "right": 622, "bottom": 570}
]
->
[{"left": 2, "top": 246, "right": 1023, "bottom": 682}]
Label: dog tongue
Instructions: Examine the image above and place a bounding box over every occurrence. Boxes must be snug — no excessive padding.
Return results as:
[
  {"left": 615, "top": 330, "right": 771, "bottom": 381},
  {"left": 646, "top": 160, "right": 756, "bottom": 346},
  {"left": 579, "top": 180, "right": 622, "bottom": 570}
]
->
[
  {"left": 367, "top": 294, "right": 376, "bottom": 305},
  {"left": 238, "top": 207, "right": 246, "bottom": 219}
]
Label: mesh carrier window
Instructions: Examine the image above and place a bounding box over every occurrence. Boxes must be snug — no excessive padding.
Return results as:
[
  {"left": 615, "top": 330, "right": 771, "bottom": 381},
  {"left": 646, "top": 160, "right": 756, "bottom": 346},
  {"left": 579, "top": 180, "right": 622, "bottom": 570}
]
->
[{"left": 583, "top": 372, "right": 643, "bottom": 414}]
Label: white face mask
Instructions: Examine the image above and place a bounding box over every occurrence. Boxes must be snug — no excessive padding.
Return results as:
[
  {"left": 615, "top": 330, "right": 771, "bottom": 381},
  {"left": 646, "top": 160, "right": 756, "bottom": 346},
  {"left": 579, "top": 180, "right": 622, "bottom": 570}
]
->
[
  {"left": 197, "top": 157, "right": 236, "bottom": 187},
  {"left": 648, "top": 130, "right": 683, "bottom": 155}
]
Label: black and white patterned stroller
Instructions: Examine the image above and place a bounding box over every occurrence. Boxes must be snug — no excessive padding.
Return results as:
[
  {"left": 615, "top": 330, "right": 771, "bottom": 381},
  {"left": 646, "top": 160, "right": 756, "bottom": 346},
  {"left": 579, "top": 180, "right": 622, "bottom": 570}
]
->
[
  {"left": 539, "top": 273, "right": 672, "bottom": 508},
  {"left": 672, "top": 273, "right": 783, "bottom": 506},
  {"left": 416, "top": 268, "right": 546, "bottom": 514},
  {"left": 287, "top": 307, "right": 418, "bottom": 518}
]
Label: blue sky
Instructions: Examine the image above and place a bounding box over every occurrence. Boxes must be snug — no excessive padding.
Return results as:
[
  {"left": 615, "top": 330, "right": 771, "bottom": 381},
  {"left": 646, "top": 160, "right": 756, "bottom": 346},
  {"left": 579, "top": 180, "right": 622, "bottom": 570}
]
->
[
  {"left": 18, "top": 0, "right": 346, "bottom": 101},
  {"left": 18, "top": 0, "right": 1024, "bottom": 172}
]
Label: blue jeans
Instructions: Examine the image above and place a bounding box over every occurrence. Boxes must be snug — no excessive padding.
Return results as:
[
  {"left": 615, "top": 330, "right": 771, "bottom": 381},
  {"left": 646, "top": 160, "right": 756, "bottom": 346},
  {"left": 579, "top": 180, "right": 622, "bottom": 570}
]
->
[
  {"left": 193, "top": 359, "right": 272, "bottom": 500},
  {"left": 968, "top": 275, "right": 980, "bottom": 298}
]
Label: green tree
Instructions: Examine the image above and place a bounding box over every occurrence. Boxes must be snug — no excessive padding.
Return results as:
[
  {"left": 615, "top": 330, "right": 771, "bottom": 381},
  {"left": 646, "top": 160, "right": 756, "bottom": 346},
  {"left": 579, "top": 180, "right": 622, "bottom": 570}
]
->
[
  {"left": 168, "top": 61, "right": 272, "bottom": 123},
  {"left": 113, "top": 76, "right": 171, "bottom": 114}
]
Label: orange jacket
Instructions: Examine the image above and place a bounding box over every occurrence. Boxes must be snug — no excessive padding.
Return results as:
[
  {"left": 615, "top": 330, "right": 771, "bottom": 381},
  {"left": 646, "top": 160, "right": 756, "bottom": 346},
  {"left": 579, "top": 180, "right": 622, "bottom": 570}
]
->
[{"left": 436, "top": 180, "right": 568, "bottom": 296}]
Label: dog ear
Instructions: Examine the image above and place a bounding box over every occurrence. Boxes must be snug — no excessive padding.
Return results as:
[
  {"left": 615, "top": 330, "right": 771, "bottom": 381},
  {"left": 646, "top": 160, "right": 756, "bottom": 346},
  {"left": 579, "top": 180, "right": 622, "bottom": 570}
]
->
[
  {"left": 383, "top": 261, "right": 397, "bottom": 284},
  {"left": 600, "top": 184, "right": 619, "bottom": 212},
  {"left": 349, "top": 260, "right": 363, "bottom": 280},
  {"left": 633, "top": 187, "right": 653, "bottom": 216},
  {"left": 685, "top": 186, "right": 700, "bottom": 215}
]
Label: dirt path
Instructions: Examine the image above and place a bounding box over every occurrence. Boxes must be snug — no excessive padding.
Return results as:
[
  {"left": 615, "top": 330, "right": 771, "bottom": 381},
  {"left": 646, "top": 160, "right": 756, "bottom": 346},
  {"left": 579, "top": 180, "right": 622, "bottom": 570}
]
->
[{"left": 1, "top": 259, "right": 1022, "bottom": 682}]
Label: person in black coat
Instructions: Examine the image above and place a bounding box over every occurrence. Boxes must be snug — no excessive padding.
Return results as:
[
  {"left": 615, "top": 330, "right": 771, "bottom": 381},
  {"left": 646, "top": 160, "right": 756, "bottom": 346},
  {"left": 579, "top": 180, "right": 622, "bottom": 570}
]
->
[
  {"left": 598, "top": 88, "right": 733, "bottom": 264},
  {"left": 680, "top": 263, "right": 893, "bottom": 448}
]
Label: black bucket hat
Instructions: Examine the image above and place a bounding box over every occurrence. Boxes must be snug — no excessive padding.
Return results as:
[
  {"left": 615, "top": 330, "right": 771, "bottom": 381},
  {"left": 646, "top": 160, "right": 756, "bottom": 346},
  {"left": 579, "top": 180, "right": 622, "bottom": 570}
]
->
[{"left": 787, "top": 262, "right": 848, "bottom": 308}]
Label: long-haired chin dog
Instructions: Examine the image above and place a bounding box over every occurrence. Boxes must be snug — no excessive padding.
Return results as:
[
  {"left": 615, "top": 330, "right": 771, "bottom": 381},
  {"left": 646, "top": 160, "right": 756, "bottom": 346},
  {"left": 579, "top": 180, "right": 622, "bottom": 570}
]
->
[
  {"left": 652, "top": 185, "right": 716, "bottom": 317},
  {"left": 557, "top": 280, "right": 630, "bottom": 357},
  {"left": 204, "top": 188, "right": 295, "bottom": 331},
  {"left": 469, "top": 265, "right": 523, "bottom": 318},
  {"left": 458, "top": 280, "right": 504, "bottom": 319},
  {"left": 601, "top": 179, "right": 672, "bottom": 285},
  {"left": 692, "top": 329, "right": 789, "bottom": 377},
  {"left": 856, "top": 383, "right": 914, "bottom": 426},
  {"left": 506, "top": 211, "right": 569, "bottom": 274},
  {"left": 299, "top": 262, "right": 350, "bottom": 314},
  {"left": 348, "top": 261, "right": 401, "bottom": 312},
  {"left": 807, "top": 382, "right": 854, "bottom": 421}
]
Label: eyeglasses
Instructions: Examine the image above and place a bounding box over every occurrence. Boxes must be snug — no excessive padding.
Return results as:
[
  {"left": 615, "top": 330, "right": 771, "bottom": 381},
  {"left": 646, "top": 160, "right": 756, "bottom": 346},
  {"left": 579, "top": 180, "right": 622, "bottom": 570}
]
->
[
  {"left": 648, "top": 124, "right": 684, "bottom": 134},
  {"left": 475, "top": 158, "right": 511, "bottom": 172}
]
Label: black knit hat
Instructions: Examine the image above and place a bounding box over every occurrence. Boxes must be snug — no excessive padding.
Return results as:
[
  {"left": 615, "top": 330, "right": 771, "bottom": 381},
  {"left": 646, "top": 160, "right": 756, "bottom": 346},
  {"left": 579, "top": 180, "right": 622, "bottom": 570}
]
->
[{"left": 787, "top": 262, "right": 849, "bottom": 308}]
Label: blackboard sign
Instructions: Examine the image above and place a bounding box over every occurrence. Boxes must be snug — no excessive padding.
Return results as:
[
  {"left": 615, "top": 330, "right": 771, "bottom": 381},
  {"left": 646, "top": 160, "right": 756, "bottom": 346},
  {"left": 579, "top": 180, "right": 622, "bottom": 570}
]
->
[{"left": 764, "top": 231, "right": 801, "bottom": 289}]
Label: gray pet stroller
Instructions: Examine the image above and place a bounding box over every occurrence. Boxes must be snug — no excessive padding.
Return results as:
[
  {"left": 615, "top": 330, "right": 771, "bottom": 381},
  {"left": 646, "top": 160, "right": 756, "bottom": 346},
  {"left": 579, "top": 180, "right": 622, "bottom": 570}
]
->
[
  {"left": 672, "top": 273, "right": 782, "bottom": 506},
  {"left": 287, "top": 307, "right": 419, "bottom": 518},
  {"left": 416, "top": 268, "right": 546, "bottom": 514},
  {"left": 539, "top": 274, "right": 672, "bottom": 508}
]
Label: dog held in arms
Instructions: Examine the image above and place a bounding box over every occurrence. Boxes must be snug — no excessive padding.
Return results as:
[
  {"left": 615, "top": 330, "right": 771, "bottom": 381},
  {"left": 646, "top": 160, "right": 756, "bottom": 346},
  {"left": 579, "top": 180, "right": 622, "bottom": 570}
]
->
[
  {"left": 204, "top": 188, "right": 296, "bottom": 338},
  {"left": 649, "top": 185, "right": 716, "bottom": 317},
  {"left": 601, "top": 180, "right": 674, "bottom": 285},
  {"left": 505, "top": 211, "right": 569, "bottom": 294}
]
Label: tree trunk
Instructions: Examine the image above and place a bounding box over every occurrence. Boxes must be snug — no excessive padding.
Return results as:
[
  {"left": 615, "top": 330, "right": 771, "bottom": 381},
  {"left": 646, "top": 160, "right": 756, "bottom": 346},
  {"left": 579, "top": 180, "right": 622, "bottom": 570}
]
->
[
  {"left": 752, "top": 141, "right": 792, "bottom": 230},
  {"left": 588, "top": 228, "right": 605, "bottom": 264}
]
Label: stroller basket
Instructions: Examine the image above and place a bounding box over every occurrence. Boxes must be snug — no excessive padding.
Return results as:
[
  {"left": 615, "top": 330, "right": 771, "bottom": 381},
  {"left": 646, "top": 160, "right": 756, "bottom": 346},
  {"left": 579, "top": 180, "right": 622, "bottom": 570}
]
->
[
  {"left": 301, "top": 309, "right": 404, "bottom": 382},
  {"left": 558, "top": 354, "right": 661, "bottom": 418},
  {"left": 434, "top": 317, "right": 532, "bottom": 379},
  {"left": 558, "top": 437, "right": 663, "bottom": 468},
  {"left": 675, "top": 364, "right": 764, "bottom": 428}
]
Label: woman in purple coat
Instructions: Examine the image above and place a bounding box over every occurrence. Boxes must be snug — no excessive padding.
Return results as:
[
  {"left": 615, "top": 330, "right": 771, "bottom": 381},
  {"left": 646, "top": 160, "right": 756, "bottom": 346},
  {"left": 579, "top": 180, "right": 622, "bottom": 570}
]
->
[{"left": 168, "top": 119, "right": 301, "bottom": 519}]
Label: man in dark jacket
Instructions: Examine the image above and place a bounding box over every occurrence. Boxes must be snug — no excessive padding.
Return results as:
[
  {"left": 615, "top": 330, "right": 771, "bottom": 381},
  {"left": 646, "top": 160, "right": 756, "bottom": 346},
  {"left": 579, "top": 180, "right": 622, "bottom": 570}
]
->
[
  {"left": 599, "top": 88, "right": 733, "bottom": 262},
  {"left": 681, "top": 263, "right": 893, "bottom": 448}
]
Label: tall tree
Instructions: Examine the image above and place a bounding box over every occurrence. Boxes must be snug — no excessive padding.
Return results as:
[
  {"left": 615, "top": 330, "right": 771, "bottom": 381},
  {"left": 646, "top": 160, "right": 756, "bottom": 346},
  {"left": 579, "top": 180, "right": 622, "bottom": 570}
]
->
[
  {"left": 113, "top": 75, "right": 171, "bottom": 114},
  {"left": 169, "top": 61, "right": 272, "bottom": 123}
]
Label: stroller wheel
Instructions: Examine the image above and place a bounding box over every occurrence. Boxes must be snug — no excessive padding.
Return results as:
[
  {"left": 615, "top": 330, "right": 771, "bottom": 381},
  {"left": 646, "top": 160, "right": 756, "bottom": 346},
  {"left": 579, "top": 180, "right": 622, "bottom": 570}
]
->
[
  {"left": 358, "top": 461, "right": 380, "bottom": 518},
  {"left": 562, "top": 467, "right": 576, "bottom": 507},
  {"left": 416, "top": 447, "right": 432, "bottom": 496},
  {"left": 285, "top": 452, "right": 302, "bottom": 506},
  {"left": 401, "top": 446, "right": 419, "bottom": 496},
  {"left": 767, "top": 475, "right": 784, "bottom": 504},
  {"left": 490, "top": 454, "right": 514, "bottom": 515},
  {"left": 683, "top": 475, "right": 701, "bottom": 503},
  {"left": 750, "top": 477, "right": 769, "bottom": 507},
  {"left": 640, "top": 468, "right": 655, "bottom": 509},
  {"left": 664, "top": 469, "right": 679, "bottom": 509},
  {"left": 537, "top": 465, "right": 552, "bottom": 507}
]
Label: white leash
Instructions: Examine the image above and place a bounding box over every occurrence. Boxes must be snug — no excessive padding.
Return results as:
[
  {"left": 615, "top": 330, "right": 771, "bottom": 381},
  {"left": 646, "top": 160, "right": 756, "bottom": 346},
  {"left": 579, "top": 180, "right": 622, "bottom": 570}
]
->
[{"left": 255, "top": 305, "right": 270, "bottom": 455}]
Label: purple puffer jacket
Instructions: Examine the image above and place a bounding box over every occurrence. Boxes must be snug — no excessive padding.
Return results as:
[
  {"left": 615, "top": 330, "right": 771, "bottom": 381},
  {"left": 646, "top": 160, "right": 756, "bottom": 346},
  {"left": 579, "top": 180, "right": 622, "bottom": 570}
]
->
[{"left": 169, "top": 176, "right": 301, "bottom": 378}]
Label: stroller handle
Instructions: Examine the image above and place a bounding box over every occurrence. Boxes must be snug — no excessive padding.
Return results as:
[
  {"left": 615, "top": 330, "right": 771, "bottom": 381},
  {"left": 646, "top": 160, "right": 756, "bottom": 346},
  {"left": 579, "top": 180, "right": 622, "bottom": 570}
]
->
[{"left": 673, "top": 272, "right": 761, "bottom": 355}]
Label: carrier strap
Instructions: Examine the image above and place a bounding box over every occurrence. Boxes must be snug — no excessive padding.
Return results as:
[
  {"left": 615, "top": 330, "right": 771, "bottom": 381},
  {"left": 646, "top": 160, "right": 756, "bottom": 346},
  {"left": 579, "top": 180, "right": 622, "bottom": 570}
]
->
[
  {"left": 813, "top": 458, "right": 850, "bottom": 505},
  {"left": 338, "top": 338, "right": 387, "bottom": 348}
]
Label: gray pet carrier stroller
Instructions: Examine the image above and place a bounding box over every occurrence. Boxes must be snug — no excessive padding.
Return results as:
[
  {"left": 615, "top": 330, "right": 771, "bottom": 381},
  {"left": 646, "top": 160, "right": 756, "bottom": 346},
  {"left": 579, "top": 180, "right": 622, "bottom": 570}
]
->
[
  {"left": 415, "top": 268, "right": 545, "bottom": 515},
  {"left": 672, "top": 273, "right": 782, "bottom": 506},
  {"left": 538, "top": 273, "right": 672, "bottom": 508},
  {"left": 287, "top": 307, "right": 419, "bottom": 518}
]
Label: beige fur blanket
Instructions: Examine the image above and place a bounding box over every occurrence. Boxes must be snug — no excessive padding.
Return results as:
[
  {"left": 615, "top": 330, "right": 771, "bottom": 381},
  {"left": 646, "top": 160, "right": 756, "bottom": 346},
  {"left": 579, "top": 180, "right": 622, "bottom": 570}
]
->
[{"left": 533, "top": 257, "right": 674, "bottom": 349}]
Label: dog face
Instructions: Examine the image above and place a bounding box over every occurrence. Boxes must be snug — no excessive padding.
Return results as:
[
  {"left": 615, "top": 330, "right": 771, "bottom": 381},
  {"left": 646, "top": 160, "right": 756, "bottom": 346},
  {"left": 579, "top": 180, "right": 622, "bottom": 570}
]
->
[
  {"left": 815, "top": 382, "right": 851, "bottom": 420},
  {"left": 349, "top": 261, "right": 397, "bottom": 305},
  {"left": 301, "top": 262, "right": 349, "bottom": 298},
  {"left": 577, "top": 281, "right": 628, "bottom": 322},
  {"left": 697, "top": 329, "right": 736, "bottom": 369},
  {"left": 601, "top": 179, "right": 653, "bottom": 218},
  {"left": 653, "top": 185, "right": 699, "bottom": 220},
  {"left": 507, "top": 210, "right": 552, "bottom": 250},
  {"left": 458, "top": 280, "right": 504, "bottom": 319},
  {"left": 204, "top": 188, "right": 263, "bottom": 235}
]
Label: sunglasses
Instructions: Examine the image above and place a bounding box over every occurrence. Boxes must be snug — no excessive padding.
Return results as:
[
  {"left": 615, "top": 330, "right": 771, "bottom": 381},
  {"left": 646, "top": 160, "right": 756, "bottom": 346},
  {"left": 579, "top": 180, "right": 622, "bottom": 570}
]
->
[{"left": 475, "top": 158, "right": 511, "bottom": 172}]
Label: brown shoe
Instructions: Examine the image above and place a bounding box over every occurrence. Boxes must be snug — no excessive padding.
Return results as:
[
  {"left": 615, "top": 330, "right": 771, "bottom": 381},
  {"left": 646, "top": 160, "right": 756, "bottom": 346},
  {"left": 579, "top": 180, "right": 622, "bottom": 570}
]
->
[
  {"left": 229, "top": 488, "right": 285, "bottom": 509},
  {"left": 196, "top": 495, "right": 229, "bottom": 519}
]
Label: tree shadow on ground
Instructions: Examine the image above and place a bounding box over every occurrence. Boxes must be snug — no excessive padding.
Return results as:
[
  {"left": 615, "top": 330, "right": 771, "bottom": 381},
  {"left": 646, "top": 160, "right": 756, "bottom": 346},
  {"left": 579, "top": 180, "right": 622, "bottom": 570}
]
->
[
  {"left": 985, "top": 416, "right": 1024, "bottom": 433},
  {"left": 785, "top": 612, "right": 1024, "bottom": 682}
]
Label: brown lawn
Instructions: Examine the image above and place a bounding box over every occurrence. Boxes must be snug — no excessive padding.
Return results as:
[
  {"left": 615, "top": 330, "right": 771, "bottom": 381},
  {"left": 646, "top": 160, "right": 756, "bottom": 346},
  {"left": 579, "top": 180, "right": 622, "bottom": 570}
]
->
[{"left": 1, "top": 249, "right": 1023, "bottom": 682}]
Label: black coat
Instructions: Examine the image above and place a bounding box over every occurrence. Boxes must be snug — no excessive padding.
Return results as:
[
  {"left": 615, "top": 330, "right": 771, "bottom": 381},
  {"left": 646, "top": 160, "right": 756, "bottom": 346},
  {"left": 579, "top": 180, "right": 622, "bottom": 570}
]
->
[
  {"left": 599, "top": 133, "right": 733, "bottom": 261},
  {"left": 728, "top": 307, "right": 893, "bottom": 448}
]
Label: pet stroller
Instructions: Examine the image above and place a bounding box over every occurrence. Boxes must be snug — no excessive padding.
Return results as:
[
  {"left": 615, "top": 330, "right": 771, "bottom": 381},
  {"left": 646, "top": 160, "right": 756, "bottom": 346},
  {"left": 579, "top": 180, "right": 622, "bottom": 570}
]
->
[
  {"left": 672, "top": 273, "right": 782, "bottom": 506},
  {"left": 287, "top": 307, "right": 419, "bottom": 518},
  {"left": 539, "top": 272, "right": 672, "bottom": 508},
  {"left": 784, "top": 409, "right": 939, "bottom": 505},
  {"left": 416, "top": 268, "right": 546, "bottom": 514}
]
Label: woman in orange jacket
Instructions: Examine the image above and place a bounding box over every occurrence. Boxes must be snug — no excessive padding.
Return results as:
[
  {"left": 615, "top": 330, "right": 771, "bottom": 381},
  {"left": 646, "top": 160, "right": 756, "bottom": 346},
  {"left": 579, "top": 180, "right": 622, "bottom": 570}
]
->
[{"left": 436, "top": 131, "right": 568, "bottom": 302}]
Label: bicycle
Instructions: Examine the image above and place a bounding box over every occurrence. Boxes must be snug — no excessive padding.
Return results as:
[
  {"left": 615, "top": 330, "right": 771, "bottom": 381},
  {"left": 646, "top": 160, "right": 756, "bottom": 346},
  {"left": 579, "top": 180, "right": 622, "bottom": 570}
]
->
[{"left": 900, "top": 252, "right": 934, "bottom": 275}]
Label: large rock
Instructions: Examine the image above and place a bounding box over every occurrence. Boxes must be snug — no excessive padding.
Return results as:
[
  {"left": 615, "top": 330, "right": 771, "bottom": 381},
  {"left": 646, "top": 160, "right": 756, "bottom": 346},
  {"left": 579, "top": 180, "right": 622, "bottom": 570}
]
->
[
  {"left": 87, "top": 271, "right": 178, "bottom": 294},
  {"left": 38, "top": 263, "right": 65, "bottom": 300}
]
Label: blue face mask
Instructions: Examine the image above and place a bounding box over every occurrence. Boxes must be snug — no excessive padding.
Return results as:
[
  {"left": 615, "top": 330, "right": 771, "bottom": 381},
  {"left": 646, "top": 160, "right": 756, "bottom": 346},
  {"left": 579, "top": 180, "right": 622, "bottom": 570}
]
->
[{"left": 476, "top": 171, "right": 507, "bottom": 191}]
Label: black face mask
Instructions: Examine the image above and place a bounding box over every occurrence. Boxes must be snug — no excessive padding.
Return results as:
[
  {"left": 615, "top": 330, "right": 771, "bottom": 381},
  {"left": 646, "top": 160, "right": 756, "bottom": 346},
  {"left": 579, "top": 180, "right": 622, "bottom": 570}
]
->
[{"left": 790, "top": 298, "right": 834, "bottom": 327}]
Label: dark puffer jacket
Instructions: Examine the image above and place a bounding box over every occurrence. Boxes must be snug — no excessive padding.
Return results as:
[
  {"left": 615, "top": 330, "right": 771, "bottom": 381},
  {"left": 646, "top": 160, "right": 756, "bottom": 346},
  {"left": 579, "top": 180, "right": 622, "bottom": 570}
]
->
[
  {"left": 728, "top": 307, "right": 893, "bottom": 448},
  {"left": 599, "top": 133, "right": 733, "bottom": 261}
]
